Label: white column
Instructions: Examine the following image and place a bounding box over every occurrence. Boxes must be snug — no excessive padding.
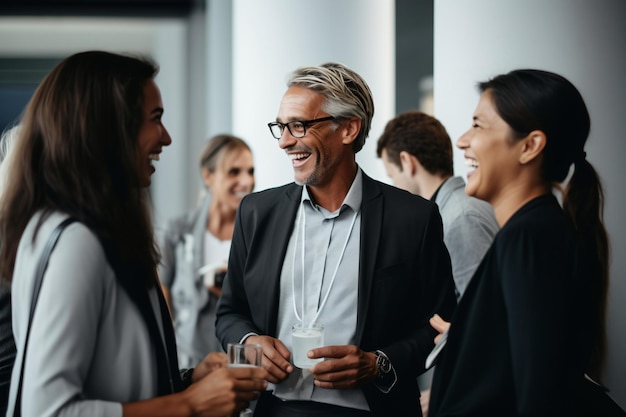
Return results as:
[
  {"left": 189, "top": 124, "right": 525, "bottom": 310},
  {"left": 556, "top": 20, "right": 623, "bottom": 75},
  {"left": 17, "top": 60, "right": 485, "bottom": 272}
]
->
[
  {"left": 151, "top": 19, "right": 188, "bottom": 229},
  {"left": 207, "top": 0, "right": 233, "bottom": 137},
  {"left": 228, "top": 0, "right": 395, "bottom": 191},
  {"left": 435, "top": 0, "right": 626, "bottom": 408}
]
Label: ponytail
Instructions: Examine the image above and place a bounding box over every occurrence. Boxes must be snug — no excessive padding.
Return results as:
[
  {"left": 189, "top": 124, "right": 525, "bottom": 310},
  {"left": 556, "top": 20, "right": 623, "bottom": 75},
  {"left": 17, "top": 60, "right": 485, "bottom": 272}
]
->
[{"left": 563, "top": 158, "right": 610, "bottom": 380}]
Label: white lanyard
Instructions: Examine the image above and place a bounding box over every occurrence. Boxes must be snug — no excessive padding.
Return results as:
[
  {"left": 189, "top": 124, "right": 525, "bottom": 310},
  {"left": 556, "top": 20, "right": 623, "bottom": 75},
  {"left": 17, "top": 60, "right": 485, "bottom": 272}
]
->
[{"left": 291, "top": 201, "right": 359, "bottom": 324}]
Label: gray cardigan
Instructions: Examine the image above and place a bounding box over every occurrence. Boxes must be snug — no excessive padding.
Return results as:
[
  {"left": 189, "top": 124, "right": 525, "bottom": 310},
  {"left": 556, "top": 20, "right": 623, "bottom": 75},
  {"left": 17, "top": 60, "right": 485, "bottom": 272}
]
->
[{"left": 158, "top": 194, "right": 222, "bottom": 368}]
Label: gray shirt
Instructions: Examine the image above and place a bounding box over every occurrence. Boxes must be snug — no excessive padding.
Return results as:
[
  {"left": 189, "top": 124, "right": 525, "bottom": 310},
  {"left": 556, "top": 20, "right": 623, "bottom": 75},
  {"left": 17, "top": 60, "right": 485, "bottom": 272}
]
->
[{"left": 434, "top": 176, "right": 499, "bottom": 299}]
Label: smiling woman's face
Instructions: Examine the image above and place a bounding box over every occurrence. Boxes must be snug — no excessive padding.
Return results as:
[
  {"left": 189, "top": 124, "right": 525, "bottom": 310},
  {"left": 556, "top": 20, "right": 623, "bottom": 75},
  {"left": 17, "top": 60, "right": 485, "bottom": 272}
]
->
[
  {"left": 203, "top": 147, "right": 255, "bottom": 213},
  {"left": 136, "top": 79, "right": 172, "bottom": 187},
  {"left": 456, "top": 90, "right": 522, "bottom": 204}
]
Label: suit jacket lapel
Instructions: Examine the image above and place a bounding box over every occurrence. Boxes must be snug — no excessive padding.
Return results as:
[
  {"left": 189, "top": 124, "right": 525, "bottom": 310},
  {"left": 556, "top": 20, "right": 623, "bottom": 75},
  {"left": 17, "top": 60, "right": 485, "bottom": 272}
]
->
[
  {"left": 355, "top": 174, "right": 382, "bottom": 343},
  {"left": 261, "top": 184, "right": 302, "bottom": 336}
]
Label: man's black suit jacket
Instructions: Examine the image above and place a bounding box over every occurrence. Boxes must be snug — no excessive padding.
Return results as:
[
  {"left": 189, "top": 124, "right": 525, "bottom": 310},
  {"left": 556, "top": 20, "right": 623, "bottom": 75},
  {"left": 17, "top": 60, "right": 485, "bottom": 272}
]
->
[{"left": 216, "top": 172, "right": 456, "bottom": 416}]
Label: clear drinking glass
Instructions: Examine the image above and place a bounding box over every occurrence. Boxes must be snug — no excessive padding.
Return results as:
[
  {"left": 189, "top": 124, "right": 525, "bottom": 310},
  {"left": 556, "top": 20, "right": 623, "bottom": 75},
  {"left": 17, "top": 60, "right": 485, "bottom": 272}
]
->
[{"left": 227, "top": 343, "right": 263, "bottom": 417}]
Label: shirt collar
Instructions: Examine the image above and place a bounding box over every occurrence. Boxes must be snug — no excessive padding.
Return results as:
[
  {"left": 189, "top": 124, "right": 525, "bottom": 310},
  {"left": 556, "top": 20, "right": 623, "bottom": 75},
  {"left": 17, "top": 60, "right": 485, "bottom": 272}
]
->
[
  {"left": 430, "top": 176, "right": 451, "bottom": 202},
  {"left": 301, "top": 166, "right": 363, "bottom": 217}
]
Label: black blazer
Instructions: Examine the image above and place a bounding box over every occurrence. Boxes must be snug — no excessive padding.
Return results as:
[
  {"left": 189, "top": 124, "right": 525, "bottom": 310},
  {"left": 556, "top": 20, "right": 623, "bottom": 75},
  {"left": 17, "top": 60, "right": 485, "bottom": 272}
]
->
[
  {"left": 429, "top": 195, "right": 595, "bottom": 417},
  {"left": 216, "top": 172, "right": 456, "bottom": 415}
]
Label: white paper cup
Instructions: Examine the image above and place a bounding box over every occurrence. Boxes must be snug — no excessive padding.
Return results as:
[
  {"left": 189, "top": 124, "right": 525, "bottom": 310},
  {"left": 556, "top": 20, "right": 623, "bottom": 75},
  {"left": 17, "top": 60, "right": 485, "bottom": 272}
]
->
[{"left": 291, "top": 322, "right": 324, "bottom": 369}]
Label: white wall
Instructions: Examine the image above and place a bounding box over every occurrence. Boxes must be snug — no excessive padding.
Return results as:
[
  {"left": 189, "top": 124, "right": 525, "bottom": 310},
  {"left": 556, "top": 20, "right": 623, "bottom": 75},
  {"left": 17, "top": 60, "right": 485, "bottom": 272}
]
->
[
  {"left": 435, "top": 0, "right": 626, "bottom": 407},
  {"left": 227, "top": 0, "right": 395, "bottom": 192},
  {"left": 0, "top": 17, "right": 154, "bottom": 56}
]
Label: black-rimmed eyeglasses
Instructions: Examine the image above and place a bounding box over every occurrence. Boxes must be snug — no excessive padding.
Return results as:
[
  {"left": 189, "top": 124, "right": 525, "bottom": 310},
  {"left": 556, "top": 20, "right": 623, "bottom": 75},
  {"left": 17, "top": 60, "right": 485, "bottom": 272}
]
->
[{"left": 267, "top": 116, "right": 335, "bottom": 140}]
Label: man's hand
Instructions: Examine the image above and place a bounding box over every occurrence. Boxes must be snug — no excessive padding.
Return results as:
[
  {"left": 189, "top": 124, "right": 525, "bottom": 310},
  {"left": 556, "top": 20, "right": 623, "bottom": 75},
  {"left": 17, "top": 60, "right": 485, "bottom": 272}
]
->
[
  {"left": 184, "top": 366, "right": 268, "bottom": 417},
  {"left": 429, "top": 314, "right": 450, "bottom": 344},
  {"left": 308, "top": 345, "right": 378, "bottom": 389},
  {"left": 246, "top": 335, "right": 293, "bottom": 384},
  {"left": 192, "top": 351, "right": 228, "bottom": 382}
]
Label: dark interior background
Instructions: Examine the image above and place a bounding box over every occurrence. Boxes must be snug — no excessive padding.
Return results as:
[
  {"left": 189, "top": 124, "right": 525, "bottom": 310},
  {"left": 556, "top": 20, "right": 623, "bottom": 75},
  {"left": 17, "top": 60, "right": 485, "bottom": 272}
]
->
[{"left": 0, "top": 0, "right": 195, "bottom": 17}]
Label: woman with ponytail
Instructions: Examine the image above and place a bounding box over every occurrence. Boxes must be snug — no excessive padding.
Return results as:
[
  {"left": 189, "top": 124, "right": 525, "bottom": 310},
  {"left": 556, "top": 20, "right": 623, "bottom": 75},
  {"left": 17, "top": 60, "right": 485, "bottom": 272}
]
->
[{"left": 428, "top": 69, "right": 612, "bottom": 416}]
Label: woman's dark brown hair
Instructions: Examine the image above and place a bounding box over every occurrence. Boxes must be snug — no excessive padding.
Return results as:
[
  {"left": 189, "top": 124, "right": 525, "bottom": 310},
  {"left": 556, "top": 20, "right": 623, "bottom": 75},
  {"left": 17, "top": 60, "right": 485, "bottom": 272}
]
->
[{"left": 0, "top": 51, "right": 160, "bottom": 287}]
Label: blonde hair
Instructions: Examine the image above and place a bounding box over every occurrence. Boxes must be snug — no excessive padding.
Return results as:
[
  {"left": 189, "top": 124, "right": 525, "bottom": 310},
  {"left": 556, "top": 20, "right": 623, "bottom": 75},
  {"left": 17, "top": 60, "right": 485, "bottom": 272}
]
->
[{"left": 287, "top": 62, "right": 374, "bottom": 153}]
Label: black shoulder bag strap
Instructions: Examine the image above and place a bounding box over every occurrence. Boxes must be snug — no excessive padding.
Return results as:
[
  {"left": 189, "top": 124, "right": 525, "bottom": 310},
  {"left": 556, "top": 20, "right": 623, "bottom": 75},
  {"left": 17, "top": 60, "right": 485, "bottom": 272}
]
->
[{"left": 13, "top": 217, "right": 76, "bottom": 417}]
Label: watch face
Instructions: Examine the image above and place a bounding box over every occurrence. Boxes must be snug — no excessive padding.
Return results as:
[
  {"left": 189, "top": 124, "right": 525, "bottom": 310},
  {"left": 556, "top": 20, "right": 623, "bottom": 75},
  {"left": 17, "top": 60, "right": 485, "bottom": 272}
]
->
[{"left": 376, "top": 352, "right": 391, "bottom": 373}]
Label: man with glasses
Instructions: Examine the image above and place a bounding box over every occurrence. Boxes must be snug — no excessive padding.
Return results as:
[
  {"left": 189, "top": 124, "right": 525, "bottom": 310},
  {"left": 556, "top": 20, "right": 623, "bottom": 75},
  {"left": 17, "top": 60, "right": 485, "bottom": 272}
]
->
[{"left": 216, "top": 62, "right": 456, "bottom": 417}]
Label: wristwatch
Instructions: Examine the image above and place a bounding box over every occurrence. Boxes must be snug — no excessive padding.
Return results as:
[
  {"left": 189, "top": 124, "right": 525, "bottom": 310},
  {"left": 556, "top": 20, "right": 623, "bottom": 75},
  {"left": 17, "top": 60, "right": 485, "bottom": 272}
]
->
[
  {"left": 374, "top": 350, "right": 392, "bottom": 377},
  {"left": 180, "top": 367, "right": 195, "bottom": 389}
]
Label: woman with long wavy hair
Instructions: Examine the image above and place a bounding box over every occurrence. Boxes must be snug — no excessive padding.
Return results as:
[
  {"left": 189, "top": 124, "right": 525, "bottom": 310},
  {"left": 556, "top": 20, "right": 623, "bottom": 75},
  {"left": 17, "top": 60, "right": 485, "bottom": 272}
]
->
[{"left": 0, "top": 50, "right": 266, "bottom": 417}]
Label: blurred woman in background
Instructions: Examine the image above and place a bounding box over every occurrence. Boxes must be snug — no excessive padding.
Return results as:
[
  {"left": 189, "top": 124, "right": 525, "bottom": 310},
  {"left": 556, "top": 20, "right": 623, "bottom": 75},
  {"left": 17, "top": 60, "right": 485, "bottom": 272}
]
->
[{"left": 159, "top": 134, "right": 255, "bottom": 367}]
